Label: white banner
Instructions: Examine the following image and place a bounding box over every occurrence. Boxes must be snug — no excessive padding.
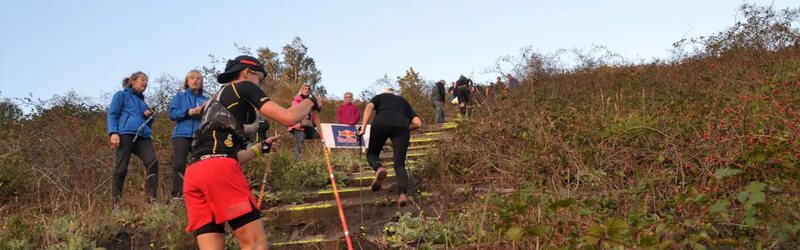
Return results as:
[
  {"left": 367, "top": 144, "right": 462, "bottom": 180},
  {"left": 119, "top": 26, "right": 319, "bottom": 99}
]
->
[{"left": 320, "top": 123, "right": 370, "bottom": 149}]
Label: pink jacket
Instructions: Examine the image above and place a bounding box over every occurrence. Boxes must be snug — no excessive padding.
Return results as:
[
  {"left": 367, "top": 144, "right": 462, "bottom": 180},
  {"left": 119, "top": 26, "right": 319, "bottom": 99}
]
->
[
  {"left": 288, "top": 95, "right": 319, "bottom": 132},
  {"left": 336, "top": 102, "right": 361, "bottom": 126}
]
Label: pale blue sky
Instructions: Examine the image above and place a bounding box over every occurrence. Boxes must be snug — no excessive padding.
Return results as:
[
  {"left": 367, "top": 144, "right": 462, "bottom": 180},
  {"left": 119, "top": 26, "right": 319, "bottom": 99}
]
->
[{"left": 0, "top": 0, "right": 796, "bottom": 102}]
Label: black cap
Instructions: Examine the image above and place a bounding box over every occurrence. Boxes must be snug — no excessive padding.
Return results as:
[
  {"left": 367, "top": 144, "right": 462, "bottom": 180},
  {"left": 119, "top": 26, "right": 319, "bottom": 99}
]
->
[{"left": 217, "top": 55, "right": 266, "bottom": 83}]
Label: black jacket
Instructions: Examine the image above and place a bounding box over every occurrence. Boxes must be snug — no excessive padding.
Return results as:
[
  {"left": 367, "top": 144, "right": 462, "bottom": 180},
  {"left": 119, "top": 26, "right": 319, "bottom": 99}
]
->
[{"left": 432, "top": 81, "right": 445, "bottom": 102}]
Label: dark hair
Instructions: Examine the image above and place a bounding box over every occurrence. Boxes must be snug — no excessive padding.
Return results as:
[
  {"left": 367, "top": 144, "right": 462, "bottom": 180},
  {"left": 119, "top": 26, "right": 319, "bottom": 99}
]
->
[{"left": 122, "top": 71, "right": 147, "bottom": 88}]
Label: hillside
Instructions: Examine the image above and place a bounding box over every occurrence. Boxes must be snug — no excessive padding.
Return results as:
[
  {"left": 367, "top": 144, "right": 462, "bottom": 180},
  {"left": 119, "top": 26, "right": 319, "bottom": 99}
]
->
[{"left": 0, "top": 3, "right": 799, "bottom": 249}]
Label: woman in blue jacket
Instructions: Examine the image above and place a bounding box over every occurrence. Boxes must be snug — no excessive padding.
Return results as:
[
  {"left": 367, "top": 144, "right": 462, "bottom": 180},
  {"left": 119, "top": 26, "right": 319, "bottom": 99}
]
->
[
  {"left": 107, "top": 71, "right": 159, "bottom": 206},
  {"left": 168, "top": 70, "right": 208, "bottom": 201}
]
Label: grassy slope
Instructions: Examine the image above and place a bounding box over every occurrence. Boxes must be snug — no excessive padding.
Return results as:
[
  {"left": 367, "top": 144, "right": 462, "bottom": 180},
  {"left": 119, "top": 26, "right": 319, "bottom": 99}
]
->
[{"left": 413, "top": 47, "right": 800, "bottom": 248}]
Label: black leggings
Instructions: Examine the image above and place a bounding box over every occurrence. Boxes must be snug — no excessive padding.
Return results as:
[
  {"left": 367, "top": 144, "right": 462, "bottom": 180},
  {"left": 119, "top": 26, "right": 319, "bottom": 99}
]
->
[
  {"left": 171, "top": 138, "right": 192, "bottom": 198},
  {"left": 366, "top": 124, "right": 410, "bottom": 194}
]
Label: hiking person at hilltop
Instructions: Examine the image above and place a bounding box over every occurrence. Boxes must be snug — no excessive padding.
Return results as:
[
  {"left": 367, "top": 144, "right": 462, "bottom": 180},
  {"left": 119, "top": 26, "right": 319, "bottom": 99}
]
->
[
  {"left": 506, "top": 73, "right": 520, "bottom": 92},
  {"left": 357, "top": 87, "right": 423, "bottom": 207},
  {"left": 183, "top": 55, "right": 320, "bottom": 249},
  {"left": 431, "top": 80, "right": 446, "bottom": 123},
  {"left": 288, "top": 84, "right": 322, "bottom": 160},
  {"left": 107, "top": 71, "right": 159, "bottom": 206},
  {"left": 455, "top": 75, "right": 472, "bottom": 118},
  {"left": 336, "top": 91, "right": 360, "bottom": 126},
  {"left": 168, "top": 69, "right": 209, "bottom": 202}
]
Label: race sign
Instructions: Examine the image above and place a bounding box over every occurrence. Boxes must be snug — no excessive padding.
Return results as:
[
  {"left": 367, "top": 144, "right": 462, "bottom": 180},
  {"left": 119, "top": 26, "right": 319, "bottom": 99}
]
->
[{"left": 320, "top": 123, "right": 370, "bottom": 149}]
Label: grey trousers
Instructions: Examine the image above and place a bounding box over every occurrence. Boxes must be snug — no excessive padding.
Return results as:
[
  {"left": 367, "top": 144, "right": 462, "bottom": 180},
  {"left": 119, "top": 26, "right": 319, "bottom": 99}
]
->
[{"left": 112, "top": 134, "right": 159, "bottom": 205}]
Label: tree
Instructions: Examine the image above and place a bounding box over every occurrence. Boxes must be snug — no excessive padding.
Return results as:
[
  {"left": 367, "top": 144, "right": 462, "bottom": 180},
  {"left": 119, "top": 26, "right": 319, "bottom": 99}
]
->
[
  {"left": 359, "top": 74, "right": 397, "bottom": 102},
  {"left": 396, "top": 67, "right": 424, "bottom": 99},
  {"left": 0, "top": 98, "right": 23, "bottom": 123},
  {"left": 256, "top": 47, "right": 282, "bottom": 92},
  {"left": 281, "top": 37, "right": 322, "bottom": 94}
]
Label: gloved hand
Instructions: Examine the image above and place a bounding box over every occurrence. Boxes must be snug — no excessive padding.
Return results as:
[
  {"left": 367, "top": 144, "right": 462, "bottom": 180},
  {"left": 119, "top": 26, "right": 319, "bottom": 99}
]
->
[
  {"left": 305, "top": 95, "right": 321, "bottom": 111},
  {"left": 255, "top": 120, "right": 270, "bottom": 141},
  {"left": 260, "top": 134, "right": 281, "bottom": 154}
]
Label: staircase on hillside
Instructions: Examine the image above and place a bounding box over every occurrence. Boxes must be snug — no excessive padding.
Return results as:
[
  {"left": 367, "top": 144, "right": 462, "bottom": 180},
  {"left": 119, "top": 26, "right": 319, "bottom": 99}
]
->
[{"left": 265, "top": 120, "right": 458, "bottom": 249}]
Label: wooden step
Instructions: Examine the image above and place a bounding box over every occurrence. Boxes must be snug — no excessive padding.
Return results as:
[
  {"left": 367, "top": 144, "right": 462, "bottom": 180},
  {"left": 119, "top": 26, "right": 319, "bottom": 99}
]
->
[
  {"left": 302, "top": 183, "right": 397, "bottom": 203},
  {"left": 269, "top": 235, "right": 342, "bottom": 250},
  {"left": 346, "top": 171, "right": 397, "bottom": 187},
  {"left": 381, "top": 160, "right": 417, "bottom": 167},
  {"left": 263, "top": 195, "right": 396, "bottom": 226},
  {"left": 417, "top": 122, "right": 458, "bottom": 133},
  {"left": 379, "top": 151, "right": 427, "bottom": 161}
]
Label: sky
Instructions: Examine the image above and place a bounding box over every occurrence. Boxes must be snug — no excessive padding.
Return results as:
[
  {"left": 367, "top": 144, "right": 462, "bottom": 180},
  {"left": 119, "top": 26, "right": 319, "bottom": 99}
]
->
[{"left": 1, "top": 0, "right": 797, "bottom": 103}]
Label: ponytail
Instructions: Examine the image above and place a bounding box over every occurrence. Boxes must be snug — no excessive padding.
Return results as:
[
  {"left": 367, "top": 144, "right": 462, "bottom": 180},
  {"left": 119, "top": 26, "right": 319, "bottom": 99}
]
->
[{"left": 122, "top": 71, "right": 147, "bottom": 89}]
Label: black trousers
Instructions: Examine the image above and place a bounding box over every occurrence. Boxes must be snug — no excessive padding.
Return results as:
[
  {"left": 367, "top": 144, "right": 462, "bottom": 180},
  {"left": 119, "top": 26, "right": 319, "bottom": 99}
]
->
[
  {"left": 171, "top": 137, "right": 192, "bottom": 198},
  {"left": 112, "top": 134, "right": 159, "bottom": 204},
  {"left": 366, "top": 124, "right": 410, "bottom": 194}
]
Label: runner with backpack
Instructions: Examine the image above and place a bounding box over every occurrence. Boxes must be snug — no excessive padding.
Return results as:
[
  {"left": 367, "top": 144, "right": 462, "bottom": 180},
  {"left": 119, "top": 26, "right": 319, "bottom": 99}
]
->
[{"left": 182, "top": 55, "right": 321, "bottom": 249}]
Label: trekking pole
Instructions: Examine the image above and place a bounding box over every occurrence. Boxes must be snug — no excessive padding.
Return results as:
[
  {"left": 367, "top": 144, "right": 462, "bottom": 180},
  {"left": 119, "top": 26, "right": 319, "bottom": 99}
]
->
[
  {"left": 132, "top": 113, "right": 156, "bottom": 143},
  {"left": 256, "top": 131, "right": 279, "bottom": 209},
  {"left": 356, "top": 125, "right": 364, "bottom": 226},
  {"left": 320, "top": 139, "right": 354, "bottom": 250}
]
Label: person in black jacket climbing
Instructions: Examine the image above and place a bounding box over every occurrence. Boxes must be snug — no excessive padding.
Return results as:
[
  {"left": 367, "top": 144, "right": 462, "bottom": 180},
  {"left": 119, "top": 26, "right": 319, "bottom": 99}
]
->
[{"left": 358, "top": 87, "right": 423, "bottom": 207}]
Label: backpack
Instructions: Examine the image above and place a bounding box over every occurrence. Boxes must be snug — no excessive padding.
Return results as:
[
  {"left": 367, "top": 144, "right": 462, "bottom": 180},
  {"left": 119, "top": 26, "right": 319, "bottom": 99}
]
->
[{"left": 192, "top": 85, "right": 245, "bottom": 148}]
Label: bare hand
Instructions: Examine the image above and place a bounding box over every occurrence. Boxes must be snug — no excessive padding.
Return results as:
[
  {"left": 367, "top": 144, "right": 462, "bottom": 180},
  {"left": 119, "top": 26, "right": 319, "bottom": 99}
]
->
[
  {"left": 189, "top": 106, "right": 203, "bottom": 116},
  {"left": 109, "top": 134, "right": 120, "bottom": 149},
  {"left": 144, "top": 109, "right": 153, "bottom": 117},
  {"left": 265, "top": 135, "right": 281, "bottom": 150},
  {"left": 357, "top": 126, "right": 366, "bottom": 136}
]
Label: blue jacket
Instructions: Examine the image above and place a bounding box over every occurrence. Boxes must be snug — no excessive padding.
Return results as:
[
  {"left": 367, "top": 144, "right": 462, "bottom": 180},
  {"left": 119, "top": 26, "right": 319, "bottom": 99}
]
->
[
  {"left": 169, "top": 89, "right": 209, "bottom": 139},
  {"left": 107, "top": 87, "right": 153, "bottom": 138}
]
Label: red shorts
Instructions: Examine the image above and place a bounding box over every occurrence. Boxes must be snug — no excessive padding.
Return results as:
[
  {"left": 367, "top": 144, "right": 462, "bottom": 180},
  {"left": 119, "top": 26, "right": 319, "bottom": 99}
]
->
[{"left": 183, "top": 157, "right": 257, "bottom": 232}]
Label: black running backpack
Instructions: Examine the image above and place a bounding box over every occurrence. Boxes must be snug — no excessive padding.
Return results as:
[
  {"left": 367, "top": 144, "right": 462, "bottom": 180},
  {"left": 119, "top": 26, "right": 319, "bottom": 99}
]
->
[{"left": 192, "top": 86, "right": 245, "bottom": 147}]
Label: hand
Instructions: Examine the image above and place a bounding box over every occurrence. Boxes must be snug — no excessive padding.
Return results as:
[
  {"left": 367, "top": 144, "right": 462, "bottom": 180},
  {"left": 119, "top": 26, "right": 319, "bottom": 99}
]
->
[
  {"left": 189, "top": 106, "right": 203, "bottom": 116},
  {"left": 357, "top": 125, "right": 366, "bottom": 136},
  {"left": 109, "top": 134, "right": 120, "bottom": 149},
  {"left": 306, "top": 96, "right": 321, "bottom": 111},
  {"left": 255, "top": 120, "right": 270, "bottom": 140},
  {"left": 144, "top": 109, "right": 153, "bottom": 117},
  {"left": 262, "top": 135, "right": 281, "bottom": 153}
]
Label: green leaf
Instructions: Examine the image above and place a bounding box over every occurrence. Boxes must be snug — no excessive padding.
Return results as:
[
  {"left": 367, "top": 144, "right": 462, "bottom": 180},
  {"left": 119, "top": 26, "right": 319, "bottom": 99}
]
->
[
  {"left": 715, "top": 238, "right": 739, "bottom": 246},
  {"left": 710, "top": 200, "right": 728, "bottom": 213},
  {"left": 529, "top": 225, "right": 547, "bottom": 237},
  {"left": 737, "top": 191, "right": 749, "bottom": 203},
  {"left": 549, "top": 198, "right": 577, "bottom": 209},
  {"left": 640, "top": 235, "right": 658, "bottom": 247},
  {"left": 744, "top": 216, "right": 757, "bottom": 226},
  {"left": 505, "top": 226, "right": 524, "bottom": 241},
  {"left": 585, "top": 225, "right": 603, "bottom": 244},
  {"left": 713, "top": 168, "right": 743, "bottom": 179},
  {"left": 748, "top": 192, "right": 765, "bottom": 204},
  {"left": 745, "top": 182, "right": 766, "bottom": 192},
  {"left": 747, "top": 151, "right": 769, "bottom": 162},
  {"left": 606, "top": 218, "right": 629, "bottom": 240}
]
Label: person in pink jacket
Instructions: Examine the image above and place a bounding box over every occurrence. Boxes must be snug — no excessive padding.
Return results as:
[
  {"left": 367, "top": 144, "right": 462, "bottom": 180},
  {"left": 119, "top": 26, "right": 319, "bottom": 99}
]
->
[
  {"left": 336, "top": 92, "right": 360, "bottom": 126},
  {"left": 288, "top": 84, "right": 321, "bottom": 160}
]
